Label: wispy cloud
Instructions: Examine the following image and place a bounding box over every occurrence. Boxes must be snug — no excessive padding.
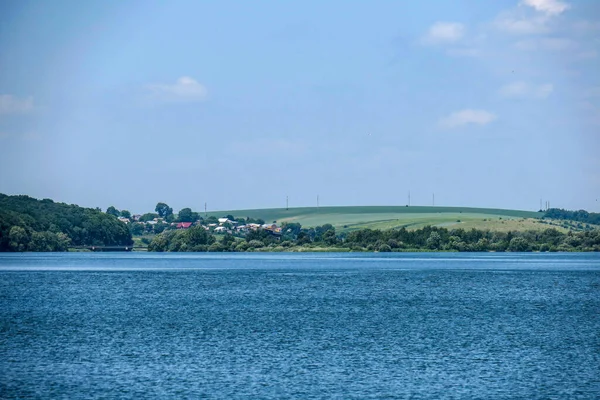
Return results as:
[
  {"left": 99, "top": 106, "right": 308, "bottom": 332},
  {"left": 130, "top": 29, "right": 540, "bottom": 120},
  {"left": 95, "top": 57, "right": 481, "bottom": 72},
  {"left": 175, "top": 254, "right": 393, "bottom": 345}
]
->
[
  {"left": 515, "top": 37, "right": 575, "bottom": 50},
  {"left": 522, "top": 0, "right": 570, "bottom": 16},
  {"left": 440, "top": 109, "right": 497, "bottom": 128},
  {"left": 421, "top": 22, "right": 465, "bottom": 45},
  {"left": 499, "top": 81, "right": 554, "bottom": 98},
  {"left": 0, "top": 94, "right": 34, "bottom": 114},
  {"left": 146, "top": 77, "right": 207, "bottom": 102},
  {"left": 494, "top": 12, "right": 550, "bottom": 35},
  {"left": 494, "top": 0, "right": 570, "bottom": 35}
]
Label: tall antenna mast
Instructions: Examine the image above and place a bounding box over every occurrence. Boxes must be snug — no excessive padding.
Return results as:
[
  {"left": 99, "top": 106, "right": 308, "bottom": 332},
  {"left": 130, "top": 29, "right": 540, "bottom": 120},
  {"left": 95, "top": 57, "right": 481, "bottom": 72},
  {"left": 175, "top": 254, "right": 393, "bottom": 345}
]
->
[
  {"left": 317, "top": 195, "right": 319, "bottom": 208},
  {"left": 286, "top": 196, "right": 289, "bottom": 211},
  {"left": 204, "top": 202, "right": 207, "bottom": 217},
  {"left": 408, "top": 191, "right": 411, "bottom": 206},
  {"left": 433, "top": 193, "right": 435, "bottom": 207}
]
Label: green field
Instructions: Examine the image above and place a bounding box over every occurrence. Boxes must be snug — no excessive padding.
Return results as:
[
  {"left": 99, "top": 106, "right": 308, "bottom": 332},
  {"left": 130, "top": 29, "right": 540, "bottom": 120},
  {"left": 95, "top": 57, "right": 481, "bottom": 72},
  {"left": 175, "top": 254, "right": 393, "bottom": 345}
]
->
[{"left": 206, "top": 206, "right": 544, "bottom": 232}]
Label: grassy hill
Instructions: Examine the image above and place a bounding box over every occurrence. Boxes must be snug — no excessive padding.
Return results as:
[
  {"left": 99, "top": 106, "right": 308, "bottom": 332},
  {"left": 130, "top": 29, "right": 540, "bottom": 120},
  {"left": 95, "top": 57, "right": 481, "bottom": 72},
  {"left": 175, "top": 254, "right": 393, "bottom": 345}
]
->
[{"left": 206, "top": 206, "right": 544, "bottom": 232}]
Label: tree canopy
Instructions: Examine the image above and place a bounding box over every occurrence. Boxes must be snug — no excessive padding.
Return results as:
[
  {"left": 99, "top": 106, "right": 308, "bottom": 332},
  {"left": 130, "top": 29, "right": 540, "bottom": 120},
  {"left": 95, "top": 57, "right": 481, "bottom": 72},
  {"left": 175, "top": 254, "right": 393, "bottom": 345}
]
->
[
  {"left": 0, "top": 194, "right": 132, "bottom": 251},
  {"left": 155, "top": 202, "right": 173, "bottom": 219}
]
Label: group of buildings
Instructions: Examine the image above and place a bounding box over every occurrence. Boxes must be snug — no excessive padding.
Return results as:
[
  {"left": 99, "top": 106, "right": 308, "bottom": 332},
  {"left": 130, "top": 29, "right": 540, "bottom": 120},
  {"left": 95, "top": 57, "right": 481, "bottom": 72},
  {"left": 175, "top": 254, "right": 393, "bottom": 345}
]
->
[{"left": 117, "top": 215, "right": 282, "bottom": 236}]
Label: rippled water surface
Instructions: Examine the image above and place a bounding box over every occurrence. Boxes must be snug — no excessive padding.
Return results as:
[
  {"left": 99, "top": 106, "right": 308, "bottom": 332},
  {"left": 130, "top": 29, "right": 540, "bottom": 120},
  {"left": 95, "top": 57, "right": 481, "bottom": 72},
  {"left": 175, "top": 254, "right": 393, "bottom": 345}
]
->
[{"left": 1, "top": 252, "right": 599, "bottom": 399}]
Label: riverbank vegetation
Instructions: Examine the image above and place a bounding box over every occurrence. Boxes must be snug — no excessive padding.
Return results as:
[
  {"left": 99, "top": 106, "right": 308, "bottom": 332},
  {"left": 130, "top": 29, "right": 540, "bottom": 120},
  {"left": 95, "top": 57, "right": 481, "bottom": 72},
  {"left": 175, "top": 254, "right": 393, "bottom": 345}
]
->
[
  {"left": 0, "top": 194, "right": 132, "bottom": 251},
  {"left": 148, "top": 222, "right": 600, "bottom": 253}
]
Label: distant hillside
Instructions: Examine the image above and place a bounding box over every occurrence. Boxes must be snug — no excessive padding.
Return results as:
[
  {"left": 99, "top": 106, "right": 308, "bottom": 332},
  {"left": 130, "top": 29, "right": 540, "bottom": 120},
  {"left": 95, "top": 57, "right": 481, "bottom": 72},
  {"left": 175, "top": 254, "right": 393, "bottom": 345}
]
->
[
  {"left": 205, "top": 206, "right": 543, "bottom": 231},
  {"left": 0, "top": 194, "right": 132, "bottom": 251}
]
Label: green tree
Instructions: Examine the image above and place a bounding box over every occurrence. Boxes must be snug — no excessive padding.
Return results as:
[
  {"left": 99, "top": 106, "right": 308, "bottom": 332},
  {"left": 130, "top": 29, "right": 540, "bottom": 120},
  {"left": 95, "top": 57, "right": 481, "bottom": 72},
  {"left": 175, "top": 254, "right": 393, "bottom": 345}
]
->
[
  {"left": 106, "top": 206, "right": 120, "bottom": 217},
  {"left": 139, "top": 213, "right": 159, "bottom": 222},
  {"left": 8, "top": 226, "right": 29, "bottom": 251},
  {"left": 222, "top": 232, "right": 236, "bottom": 247},
  {"left": 130, "top": 223, "right": 145, "bottom": 235},
  {"left": 120, "top": 210, "right": 131, "bottom": 219},
  {"left": 322, "top": 229, "right": 338, "bottom": 246},
  {"left": 426, "top": 232, "right": 442, "bottom": 249},
  {"left": 155, "top": 202, "right": 173, "bottom": 219},
  {"left": 508, "top": 237, "right": 530, "bottom": 252},
  {"left": 178, "top": 208, "right": 195, "bottom": 222}
]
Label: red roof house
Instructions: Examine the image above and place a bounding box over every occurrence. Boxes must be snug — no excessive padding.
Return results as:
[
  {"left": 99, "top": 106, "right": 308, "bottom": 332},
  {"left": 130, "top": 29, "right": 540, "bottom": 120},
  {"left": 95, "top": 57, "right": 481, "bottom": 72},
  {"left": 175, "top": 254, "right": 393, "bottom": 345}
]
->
[{"left": 176, "top": 222, "right": 193, "bottom": 229}]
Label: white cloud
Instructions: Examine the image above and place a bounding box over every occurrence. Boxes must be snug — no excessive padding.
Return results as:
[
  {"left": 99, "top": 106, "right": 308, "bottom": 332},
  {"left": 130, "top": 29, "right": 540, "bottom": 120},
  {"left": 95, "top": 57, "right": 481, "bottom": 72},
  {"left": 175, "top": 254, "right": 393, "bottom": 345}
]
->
[
  {"left": 0, "top": 94, "right": 34, "bottom": 114},
  {"left": 146, "top": 77, "right": 207, "bottom": 102},
  {"left": 522, "top": 0, "right": 570, "bottom": 16},
  {"left": 499, "top": 81, "right": 554, "bottom": 98},
  {"left": 494, "top": 12, "right": 550, "bottom": 35},
  {"left": 515, "top": 37, "right": 575, "bottom": 51},
  {"left": 494, "top": 0, "right": 569, "bottom": 35},
  {"left": 422, "top": 22, "right": 465, "bottom": 44},
  {"left": 439, "top": 109, "right": 497, "bottom": 128}
]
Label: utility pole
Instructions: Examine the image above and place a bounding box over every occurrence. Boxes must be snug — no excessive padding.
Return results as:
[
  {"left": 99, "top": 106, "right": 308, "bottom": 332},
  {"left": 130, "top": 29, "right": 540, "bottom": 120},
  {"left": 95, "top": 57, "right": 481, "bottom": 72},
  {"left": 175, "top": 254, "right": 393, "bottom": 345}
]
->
[
  {"left": 433, "top": 193, "right": 435, "bottom": 207},
  {"left": 286, "top": 196, "right": 289, "bottom": 211},
  {"left": 408, "top": 191, "right": 411, "bottom": 206},
  {"left": 317, "top": 195, "right": 319, "bottom": 208}
]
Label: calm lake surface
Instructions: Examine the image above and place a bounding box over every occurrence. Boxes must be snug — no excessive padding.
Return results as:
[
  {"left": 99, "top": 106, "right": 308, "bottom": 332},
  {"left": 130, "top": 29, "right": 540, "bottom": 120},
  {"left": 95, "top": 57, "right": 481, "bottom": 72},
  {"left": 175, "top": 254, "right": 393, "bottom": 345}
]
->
[{"left": 1, "top": 252, "right": 599, "bottom": 399}]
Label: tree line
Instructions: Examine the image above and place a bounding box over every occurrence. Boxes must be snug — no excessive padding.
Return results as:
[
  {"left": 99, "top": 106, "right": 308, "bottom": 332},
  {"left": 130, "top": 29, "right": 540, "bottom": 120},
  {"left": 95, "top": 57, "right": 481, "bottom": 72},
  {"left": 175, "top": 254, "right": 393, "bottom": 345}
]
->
[
  {"left": 148, "top": 220, "right": 600, "bottom": 252},
  {"left": 0, "top": 194, "right": 132, "bottom": 251},
  {"left": 544, "top": 208, "right": 600, "bottom": 226}
]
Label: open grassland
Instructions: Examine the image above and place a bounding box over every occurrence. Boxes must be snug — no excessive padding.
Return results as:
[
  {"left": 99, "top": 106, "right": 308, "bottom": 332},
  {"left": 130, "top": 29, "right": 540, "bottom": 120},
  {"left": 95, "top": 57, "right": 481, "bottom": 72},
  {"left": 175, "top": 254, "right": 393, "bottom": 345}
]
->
[{"left": 207, "top": 206, "right": 543, "bottom": 232}]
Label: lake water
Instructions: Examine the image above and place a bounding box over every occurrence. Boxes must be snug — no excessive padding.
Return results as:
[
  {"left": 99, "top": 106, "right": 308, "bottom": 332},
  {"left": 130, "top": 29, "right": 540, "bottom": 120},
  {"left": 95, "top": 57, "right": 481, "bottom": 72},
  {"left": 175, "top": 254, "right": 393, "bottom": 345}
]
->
[{"left": 1, "top": 252, "right": 599, "bottom": 399}]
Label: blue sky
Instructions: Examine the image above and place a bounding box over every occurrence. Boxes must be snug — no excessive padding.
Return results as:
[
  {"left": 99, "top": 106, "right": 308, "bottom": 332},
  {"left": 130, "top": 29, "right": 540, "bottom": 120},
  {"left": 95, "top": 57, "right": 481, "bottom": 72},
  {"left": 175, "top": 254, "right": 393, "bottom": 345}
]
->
[{"left": 0, "top": 0, "right": 598, "bottom": 214}]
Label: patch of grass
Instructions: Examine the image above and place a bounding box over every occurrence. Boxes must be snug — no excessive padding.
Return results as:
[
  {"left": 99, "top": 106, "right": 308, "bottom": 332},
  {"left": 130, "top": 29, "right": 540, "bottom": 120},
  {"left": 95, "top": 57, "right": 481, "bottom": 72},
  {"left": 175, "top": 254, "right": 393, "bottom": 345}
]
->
[{"left": 205, "top": 206, "right": 542, "bottom": 230}]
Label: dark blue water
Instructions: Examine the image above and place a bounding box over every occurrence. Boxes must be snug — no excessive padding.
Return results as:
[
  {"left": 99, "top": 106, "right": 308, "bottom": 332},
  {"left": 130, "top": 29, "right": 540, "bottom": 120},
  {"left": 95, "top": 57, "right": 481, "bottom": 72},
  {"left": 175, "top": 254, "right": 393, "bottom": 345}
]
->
[{"left": 1, "top": 253, "right": 599, "bottom": 399}]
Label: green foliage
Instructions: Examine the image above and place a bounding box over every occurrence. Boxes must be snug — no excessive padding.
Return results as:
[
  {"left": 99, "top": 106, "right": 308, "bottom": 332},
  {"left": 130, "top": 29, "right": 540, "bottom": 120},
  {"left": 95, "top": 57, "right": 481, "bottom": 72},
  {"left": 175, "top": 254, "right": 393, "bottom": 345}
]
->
[
  {"left": 106, "top": 206, "right": 120, "bottom": 217},
  {"left": 177, "top": 207, "right": 198, "bottom": 223},
  {"left": 148, "top": 226, "right": 215, "bottom": 252},
  {"left": 130, "top": 223, "right": 145, "bottom": 235},
  {"left": 0, "top": 194, "right": 131, "bottom": 251},
  {"left": 155, "top": 202, "right": 173, "bottom": 219},
  {"left": 120, "top": 210, "right": 131, "bottom": 219},
  {"left": 139, "top": 213, "right": 159, "bottom": 222},
  {"left": 8, "top": 226, "right": 28, "bottom": 251},
  {"left": 545, "top": 208, "right": 600, "bottom": 225}
]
